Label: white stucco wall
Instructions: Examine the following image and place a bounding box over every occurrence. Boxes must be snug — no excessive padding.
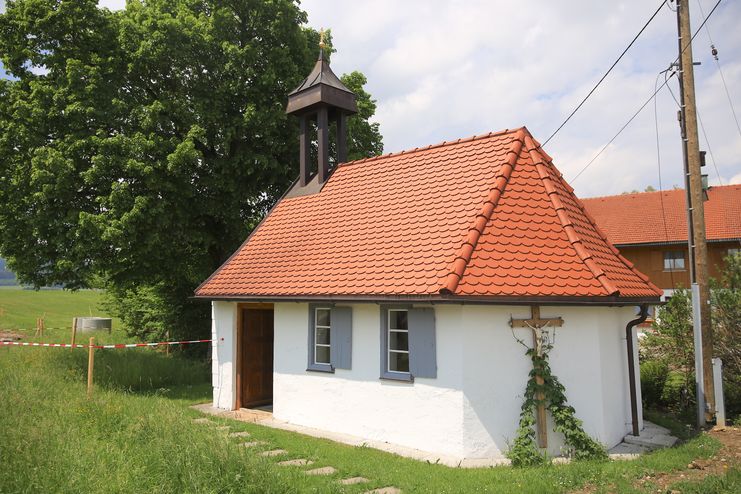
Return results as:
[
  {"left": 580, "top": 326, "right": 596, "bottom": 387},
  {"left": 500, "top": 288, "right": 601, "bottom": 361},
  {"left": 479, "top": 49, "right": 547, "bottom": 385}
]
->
[
  {"left": 211, "top": 300, "right": 643, "bottom": 460},
  {"left": 456, "top": 305, "right": 639, "bottom": 458},
  {"left": 273, "top": 302, "right": 467, "bottom": 458},
  {"left": 211, "top": 301, "right": 237, "bottom": 410}
]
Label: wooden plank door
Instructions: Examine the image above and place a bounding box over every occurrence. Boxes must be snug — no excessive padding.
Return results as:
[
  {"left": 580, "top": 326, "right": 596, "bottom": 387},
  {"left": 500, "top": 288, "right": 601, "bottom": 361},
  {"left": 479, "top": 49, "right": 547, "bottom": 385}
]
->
[{"left": 239, "top": 308, "right": 274, "bottom": 408}]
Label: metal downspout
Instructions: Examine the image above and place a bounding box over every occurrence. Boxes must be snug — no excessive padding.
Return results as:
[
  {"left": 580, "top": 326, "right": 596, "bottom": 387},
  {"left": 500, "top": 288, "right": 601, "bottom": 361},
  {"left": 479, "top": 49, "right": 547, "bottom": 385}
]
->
[{"left": 626, "top": 304, "right": 649, "bottom": 436}]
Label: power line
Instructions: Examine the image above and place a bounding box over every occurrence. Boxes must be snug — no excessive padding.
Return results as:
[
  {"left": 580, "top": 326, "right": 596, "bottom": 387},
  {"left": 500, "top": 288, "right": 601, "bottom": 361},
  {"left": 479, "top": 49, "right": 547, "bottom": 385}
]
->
[
  {"left": 672, "top": 0, "right": 723, "bottom": 65},
  {"left": 570, "top": 0, "right": 723, "bottom": 184},
  {"left": 571, "top": 72, "right": 676, "bottom": 183},
  {"left": 663, "top": 76, "right": 723, "bottom": 184},
  {"left": 697, "top": 110, "right": 724, "bottom": 185},
  {"left": 542, "top": 0, "right": 668, "bottom": 147},
  {"left": 653, "top": 70, "right": 677, "bottom": 290},
  {"left": 695, "top": 0, "right": 741, "bottom": 140}
]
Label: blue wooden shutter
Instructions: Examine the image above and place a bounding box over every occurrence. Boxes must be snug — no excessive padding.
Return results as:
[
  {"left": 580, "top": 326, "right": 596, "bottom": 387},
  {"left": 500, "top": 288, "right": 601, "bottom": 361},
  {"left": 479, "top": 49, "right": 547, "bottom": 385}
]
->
[
  {"left": 408, "top": 308, "right": 436, "bottom": 378},
  {"left": 330, "top": 306, "right": 352, "bottom": 370}
]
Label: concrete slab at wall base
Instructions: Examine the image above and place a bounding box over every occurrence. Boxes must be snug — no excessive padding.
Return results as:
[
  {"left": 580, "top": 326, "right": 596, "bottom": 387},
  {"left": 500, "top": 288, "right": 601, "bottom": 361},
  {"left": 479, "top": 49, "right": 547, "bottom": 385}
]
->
[
  {"left": 193, "top": 402, "right": 509, "bottom": 467},
  {"left": 192, "top": 404, "right": 677, "bottom": 467}
]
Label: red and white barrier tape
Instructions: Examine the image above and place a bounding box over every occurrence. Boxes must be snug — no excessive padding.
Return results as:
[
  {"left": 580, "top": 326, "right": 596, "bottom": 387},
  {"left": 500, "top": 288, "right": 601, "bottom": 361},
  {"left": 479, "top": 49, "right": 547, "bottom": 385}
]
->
[
  {"left": 0, "top": 341, "right": 88, "bottom": 348},
  {"left": 1, "top": 339, "right": 212, "bottom": 349}
]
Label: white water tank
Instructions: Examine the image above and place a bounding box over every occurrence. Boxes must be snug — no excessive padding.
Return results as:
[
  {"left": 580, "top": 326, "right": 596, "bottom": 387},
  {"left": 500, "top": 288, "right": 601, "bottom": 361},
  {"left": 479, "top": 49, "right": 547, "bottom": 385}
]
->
[{"left": 76, "top": 317, "right": 112, "bottom": 333}]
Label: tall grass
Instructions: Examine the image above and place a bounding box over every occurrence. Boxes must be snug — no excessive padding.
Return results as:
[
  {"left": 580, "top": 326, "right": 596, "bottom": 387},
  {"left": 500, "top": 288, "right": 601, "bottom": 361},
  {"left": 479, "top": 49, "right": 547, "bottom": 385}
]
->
[
  {"left": 0, "top": 348, "right": 324, "bottom": 493},
  {"left": 0, "top": 345, "right": 738, "bottom": 493}
]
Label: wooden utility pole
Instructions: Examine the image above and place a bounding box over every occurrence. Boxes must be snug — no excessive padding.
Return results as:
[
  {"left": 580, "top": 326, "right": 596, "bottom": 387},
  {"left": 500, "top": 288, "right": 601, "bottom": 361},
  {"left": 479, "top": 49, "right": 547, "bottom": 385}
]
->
[{"left": 675, "top": 0, "right": 714, "bottom": 423}]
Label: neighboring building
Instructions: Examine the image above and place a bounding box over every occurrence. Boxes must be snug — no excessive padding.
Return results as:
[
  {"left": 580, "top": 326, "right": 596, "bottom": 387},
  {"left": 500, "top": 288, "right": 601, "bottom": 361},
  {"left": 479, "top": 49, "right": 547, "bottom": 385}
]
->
[
  {"left": 582, "top": 185, "right": 741, "bottom": 296},
  {"left": 195, "top": 50, "right": 662, "bottom": 462}
]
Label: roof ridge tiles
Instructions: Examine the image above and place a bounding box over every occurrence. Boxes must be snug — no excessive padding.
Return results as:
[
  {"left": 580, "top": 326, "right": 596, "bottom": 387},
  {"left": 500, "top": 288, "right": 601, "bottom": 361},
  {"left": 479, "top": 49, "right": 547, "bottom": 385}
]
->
[
  {"left": 338, "top": 127, "right": 525, "bottom": 169},
  {"left": 439, "top": 129, "right": 527, "bottom": 295},
  {"left": 580, "top": 184, "right": 741, "bottom": 202},
  {"left": 524, "top": 134, "right": 620, "bottom": 297}
]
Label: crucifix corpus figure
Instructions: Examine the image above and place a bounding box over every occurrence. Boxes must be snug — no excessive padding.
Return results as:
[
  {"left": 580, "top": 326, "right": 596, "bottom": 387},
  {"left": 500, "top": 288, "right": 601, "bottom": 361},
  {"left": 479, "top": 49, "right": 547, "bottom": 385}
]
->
[{"left": 509, "top": 306, "right": 564, "bottom": 448}]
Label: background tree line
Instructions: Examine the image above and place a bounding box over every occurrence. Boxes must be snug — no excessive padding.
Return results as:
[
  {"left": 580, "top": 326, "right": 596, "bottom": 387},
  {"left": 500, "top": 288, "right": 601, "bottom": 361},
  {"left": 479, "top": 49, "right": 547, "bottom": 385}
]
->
[{"left": 0, "top": 0, "right": 383, "bottom": 343}]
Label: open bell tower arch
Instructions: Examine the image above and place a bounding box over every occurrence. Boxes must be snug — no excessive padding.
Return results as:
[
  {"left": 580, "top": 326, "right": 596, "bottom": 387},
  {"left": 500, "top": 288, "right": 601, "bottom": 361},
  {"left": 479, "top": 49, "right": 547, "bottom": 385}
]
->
[{"left": 286, "top": 31, "right": 358, "bottom": 187}]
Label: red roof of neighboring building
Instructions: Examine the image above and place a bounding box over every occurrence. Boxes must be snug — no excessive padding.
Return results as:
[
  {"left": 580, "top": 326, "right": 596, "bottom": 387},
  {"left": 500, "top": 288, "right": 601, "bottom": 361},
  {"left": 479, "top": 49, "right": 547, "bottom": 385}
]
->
[
  {"left": 196, "top": 127, "right": 661, "bottom": 301},
  {"left": 582, "top": 185, "right": 741, "bottom": 246}
]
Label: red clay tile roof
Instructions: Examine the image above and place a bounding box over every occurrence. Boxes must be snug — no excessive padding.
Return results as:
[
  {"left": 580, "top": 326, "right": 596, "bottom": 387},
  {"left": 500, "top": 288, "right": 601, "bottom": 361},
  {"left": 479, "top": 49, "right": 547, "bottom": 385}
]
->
[
  {"left": 582, "top": 185, "right": 741, "bottom": 246},
  {"left": 196, "top": 127, "right": 661, "bottom": 301}
]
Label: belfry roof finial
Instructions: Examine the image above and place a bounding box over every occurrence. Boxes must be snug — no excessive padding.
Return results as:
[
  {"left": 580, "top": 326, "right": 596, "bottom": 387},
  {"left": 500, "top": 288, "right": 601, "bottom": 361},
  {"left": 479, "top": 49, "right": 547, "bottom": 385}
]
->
[{"left": 319, "top": 28, "right": 326, "bottom": 51}]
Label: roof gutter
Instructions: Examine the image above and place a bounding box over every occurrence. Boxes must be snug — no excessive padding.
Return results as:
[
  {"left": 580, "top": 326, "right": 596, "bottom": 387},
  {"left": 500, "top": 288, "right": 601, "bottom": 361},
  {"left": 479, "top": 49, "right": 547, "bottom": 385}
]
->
[
  {"left": 614, "top": 238, "right": 739, "bottom": 248},
  {"left": 626, "top": 304, "right": 649, "bottom": 436},
  {"left": 191, "top": 294, "right": 662, "bottom": 307}
]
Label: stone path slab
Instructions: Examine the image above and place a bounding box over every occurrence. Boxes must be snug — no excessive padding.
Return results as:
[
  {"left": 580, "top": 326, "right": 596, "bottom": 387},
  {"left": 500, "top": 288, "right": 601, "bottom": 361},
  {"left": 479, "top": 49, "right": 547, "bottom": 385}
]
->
[
  {"left": 305, "top": 466, "right": 337, "bottom": 475},
  {"left": 339, "top": 477, "right": 369, "bottom": 485},
  {"left": 260, "top": 449, "right": 288, "bottom": 457},
  {"left": 277, "top": 459, "right": 313, "bottom": 467},
  {"left": 192, "top": 418, "right": 212, "bottom": 424},
  {"left": 362, "top": 488, "right": 401, "bottom": 494},
  {"left": 215, "top": 426, "right": 230, "bottom": 432},
  {"left": 241, "top": 441, "right": 267, "bottom": 448},
  {"left": 229, "top": 431, "right": 251, "bottom": 438}
]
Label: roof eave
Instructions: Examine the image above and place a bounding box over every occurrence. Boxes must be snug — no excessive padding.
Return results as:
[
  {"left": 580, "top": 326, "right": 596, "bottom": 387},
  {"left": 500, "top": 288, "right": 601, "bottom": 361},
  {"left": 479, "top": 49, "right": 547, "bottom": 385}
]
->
[
  {"left": 614, "top": 238, "right": 741, "bottom": 248},
  {"left": 192, "top": 293, "right": 662, "bottom": 306}
]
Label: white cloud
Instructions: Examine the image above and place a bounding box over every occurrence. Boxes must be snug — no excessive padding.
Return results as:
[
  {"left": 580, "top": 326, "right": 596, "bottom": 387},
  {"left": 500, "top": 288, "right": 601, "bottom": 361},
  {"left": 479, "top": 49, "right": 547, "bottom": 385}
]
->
[
  {"left": 4, "top": 0, "right": 739, "bottom": 198},
  {"left": 303, "top": 0, "right": 741, "bottom": 198}
]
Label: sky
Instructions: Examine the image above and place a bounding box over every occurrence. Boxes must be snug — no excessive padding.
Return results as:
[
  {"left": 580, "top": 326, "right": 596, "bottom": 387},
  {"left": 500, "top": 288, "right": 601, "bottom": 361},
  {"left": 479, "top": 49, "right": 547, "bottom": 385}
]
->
[{"left": 3, "top": 0, "right": 741, "bottom": 198}]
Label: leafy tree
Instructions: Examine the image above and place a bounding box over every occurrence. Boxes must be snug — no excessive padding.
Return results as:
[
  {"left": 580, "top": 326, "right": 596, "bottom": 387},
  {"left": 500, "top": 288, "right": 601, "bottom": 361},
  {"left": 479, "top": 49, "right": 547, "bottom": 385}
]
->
[
  {"left": 0, "top": 0, "right": 383, "bottom": 342},
  {"left": 641, "top": 288, "right": 695, "bottom": 410},
  {"left": 341, "top": 71, "right": 383, "bottom": 161},
  {"left": 641, "top": 253, "right": 741, "bottom": 420},
  {"left": 711, "top": 252, "right": 741, "bottom": 419}
]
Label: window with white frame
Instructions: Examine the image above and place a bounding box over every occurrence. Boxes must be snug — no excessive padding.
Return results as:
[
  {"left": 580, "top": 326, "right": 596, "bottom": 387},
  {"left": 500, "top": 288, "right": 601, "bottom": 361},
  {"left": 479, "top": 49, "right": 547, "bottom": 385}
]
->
[
  {"left": 314, "top": 307, "right": 331, "bottom": 365},
  {"left": 663, "top": 250, "right": 685, "bottom": 271},
  {"left": 729, "top": 248, "right": 740, "bottom": 257},
  {"left": 387, "top": 309, "right": 409, "bottom": 373}
]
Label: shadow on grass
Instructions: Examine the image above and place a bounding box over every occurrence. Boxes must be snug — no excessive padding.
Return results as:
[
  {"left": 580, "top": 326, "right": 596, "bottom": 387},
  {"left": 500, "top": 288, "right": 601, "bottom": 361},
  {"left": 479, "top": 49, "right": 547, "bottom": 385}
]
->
[
  {"left": 644, "top": 407, "right": 702, "bottom": 441},
  {"left": 50, "top": 347, "right": 211, "bottom": 402}
]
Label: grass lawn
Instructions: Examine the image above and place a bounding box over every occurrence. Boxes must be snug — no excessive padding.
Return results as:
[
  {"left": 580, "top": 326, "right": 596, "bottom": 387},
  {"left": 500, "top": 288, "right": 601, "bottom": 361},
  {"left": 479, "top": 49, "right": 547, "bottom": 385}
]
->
[
  {"left": 1, "top": 346, "right": 738, "bottom": 494},
  {"left": 0, "top": 290, "right": 738, "bottom": 493}
]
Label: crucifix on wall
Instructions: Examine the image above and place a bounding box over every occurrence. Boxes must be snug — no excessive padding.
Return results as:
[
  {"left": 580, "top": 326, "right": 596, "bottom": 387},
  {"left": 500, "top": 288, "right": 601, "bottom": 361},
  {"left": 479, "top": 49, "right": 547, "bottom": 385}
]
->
[{"left": 509, "top": 306, "right": 564, "bottom": 448}]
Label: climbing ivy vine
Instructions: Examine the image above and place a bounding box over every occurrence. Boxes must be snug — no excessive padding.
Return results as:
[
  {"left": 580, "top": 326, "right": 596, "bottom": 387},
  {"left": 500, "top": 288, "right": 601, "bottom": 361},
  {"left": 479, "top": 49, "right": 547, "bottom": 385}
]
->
[{"left": 507, "top": 344, "right": 608, "bottom": 467}]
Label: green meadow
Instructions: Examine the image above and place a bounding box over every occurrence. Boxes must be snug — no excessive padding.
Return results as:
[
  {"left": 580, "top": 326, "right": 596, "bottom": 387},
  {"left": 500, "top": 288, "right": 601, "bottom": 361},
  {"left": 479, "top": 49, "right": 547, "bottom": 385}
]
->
[
  {"left": 0, "top": 290, "right": 738, "bottom": 493},
  {"left": 0, "top": 287, "right": 116, "bottom": 333}
]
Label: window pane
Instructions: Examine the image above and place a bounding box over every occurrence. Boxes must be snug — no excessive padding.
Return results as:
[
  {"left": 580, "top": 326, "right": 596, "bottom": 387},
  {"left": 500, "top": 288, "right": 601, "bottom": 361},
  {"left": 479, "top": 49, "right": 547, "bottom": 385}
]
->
[
  {"left": 389, "top": 351, "right": 409, "bottom": 373},
  {"left": 389, "top": 310, "right": 408, "bottom": 330},
  {"left": 663, "top": 251, "right": 684, "bottom": 270},
  {"left": 316, "top": 308, "right": 331, "bottom": 327},
  {"left": 316, "top": 327, "right": 330, "bottom": 345},
  {"left": 389, "top": 331, "right": 408, "bottom": 351},
  {"left": 315, "top": 345, "right": 330, "bottom": 365}
]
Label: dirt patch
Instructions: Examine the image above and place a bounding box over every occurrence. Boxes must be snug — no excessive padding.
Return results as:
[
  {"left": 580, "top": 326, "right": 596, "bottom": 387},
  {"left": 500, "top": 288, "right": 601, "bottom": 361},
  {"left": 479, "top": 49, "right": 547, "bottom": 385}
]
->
[
  {"left": 570, "top": 427, "right": 741, "bottom": 494},
  {"left": 0, "top": 330, "right": 23, "bottom": 342},
  {"left": 634, "top": 426, "right": 741, "bottom": 492}
]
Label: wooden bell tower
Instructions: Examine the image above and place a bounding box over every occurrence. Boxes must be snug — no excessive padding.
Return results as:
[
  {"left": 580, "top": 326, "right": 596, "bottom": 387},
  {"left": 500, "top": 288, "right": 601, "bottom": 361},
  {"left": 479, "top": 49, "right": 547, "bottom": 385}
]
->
[{"left": 286, "top": 31, "right": 357, "bottom": 187}]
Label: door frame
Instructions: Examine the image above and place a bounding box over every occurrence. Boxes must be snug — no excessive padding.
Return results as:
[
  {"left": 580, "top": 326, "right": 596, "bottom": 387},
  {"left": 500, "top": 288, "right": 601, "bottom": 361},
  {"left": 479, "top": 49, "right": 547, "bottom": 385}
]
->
[{"left": 235, "top": 302, "right": 275, "bottom": 410}]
